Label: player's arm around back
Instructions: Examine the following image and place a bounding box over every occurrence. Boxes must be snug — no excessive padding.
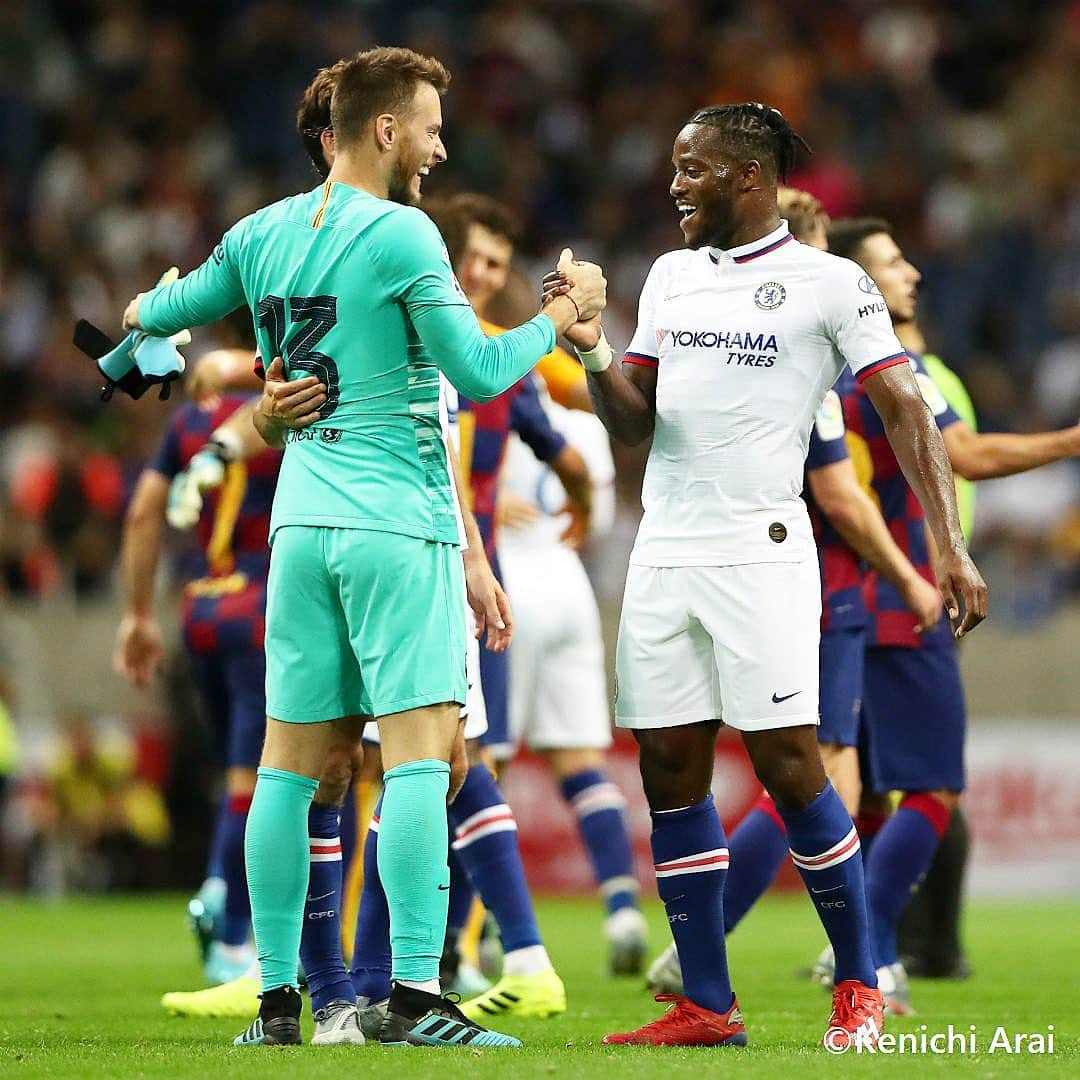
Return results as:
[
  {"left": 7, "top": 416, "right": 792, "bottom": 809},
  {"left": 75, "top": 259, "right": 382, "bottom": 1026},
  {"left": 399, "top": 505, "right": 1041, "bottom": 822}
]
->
[
  {"left": 368, "top": 210, "right": 602, "bottom": 402},
  {"left": 863, "top": 364, "right": 986, "bottom": 636}
]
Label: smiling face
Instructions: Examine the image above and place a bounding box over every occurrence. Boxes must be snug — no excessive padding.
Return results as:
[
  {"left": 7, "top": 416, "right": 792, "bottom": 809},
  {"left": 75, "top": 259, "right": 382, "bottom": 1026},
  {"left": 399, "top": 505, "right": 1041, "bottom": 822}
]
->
[
  {"left": 386, "top": 81, "right": 447, "bottom": 206},
  {"left": 857, "top": 232, "right": 922, "bottom": 324},
  {"left": 669, "top": 123, "right": 743, "bottom": 250}
]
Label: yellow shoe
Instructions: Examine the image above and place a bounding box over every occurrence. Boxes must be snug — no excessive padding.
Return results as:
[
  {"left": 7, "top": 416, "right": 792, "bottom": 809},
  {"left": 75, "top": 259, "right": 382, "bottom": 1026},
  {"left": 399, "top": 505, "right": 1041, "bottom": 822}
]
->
[
  {"left": 161, "top": 975, "right": 261, "bottom": 1018},
  {"left": 460, "top": 968, "right": 566, "bottom": 1021}
]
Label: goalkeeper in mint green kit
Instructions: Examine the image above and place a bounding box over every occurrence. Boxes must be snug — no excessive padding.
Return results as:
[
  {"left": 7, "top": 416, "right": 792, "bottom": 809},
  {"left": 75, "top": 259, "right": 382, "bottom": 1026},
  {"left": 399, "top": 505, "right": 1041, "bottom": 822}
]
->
[{"left": 123, "top": 46, "right": 605, "bottom": 1049}]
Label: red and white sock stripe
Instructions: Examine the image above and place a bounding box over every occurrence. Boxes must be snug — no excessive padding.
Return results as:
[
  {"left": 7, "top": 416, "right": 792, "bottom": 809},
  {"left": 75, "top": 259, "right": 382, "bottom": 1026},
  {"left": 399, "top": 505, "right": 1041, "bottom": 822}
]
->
[
  {"left": 789, "top": 826, "right": 860, "bottom": 872},
  {"left": 452, "top": 803, "right": 517, "bottom": 850},
  {"left": 368, "top": 814, "right": 380, "bottom": 835},
  {"left": 654, "top": 848, "right": 730, "bottom": 879},
  {"left": 571, "top": 782, "right": 627, "bottom": 819},
  {"left": 309, "top": 836, "right": 342, "bottom": 863}
]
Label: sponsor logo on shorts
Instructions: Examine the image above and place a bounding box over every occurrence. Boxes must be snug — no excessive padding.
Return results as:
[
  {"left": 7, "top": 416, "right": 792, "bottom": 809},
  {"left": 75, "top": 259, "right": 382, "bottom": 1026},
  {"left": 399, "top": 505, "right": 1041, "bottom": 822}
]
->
[{"left": 772, "top": 690, "right": 802, "bottom": 704}]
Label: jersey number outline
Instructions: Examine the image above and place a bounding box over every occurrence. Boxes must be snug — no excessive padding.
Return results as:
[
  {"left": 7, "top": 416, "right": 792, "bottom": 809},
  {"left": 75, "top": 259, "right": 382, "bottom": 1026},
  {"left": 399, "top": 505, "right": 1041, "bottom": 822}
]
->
[{"left": 257, "top": 295, "right": 340, "bottom": 421}]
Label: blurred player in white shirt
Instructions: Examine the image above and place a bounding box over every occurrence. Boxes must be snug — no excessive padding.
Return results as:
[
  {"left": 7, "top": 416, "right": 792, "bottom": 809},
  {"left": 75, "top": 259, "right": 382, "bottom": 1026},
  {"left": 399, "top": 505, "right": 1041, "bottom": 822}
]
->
[{"left": 498, "top": 391, "right": 648, "bottom": 975}]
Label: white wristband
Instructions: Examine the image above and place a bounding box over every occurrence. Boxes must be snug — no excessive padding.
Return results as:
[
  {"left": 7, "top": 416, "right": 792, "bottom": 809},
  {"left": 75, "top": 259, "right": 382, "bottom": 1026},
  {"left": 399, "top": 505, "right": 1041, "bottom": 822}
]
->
[{"left": 575, "top": 331, "right": 613, "bottom": 373}]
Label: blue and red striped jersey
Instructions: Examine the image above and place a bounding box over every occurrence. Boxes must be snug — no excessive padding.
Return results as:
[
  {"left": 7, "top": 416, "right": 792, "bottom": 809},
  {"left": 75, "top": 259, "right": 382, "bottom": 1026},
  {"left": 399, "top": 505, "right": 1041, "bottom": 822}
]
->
[
  {"left": 804, "top": 390, "right": 866, "bottom": 632},
  {"left": 837, "top": 355, "right": 960, "bottom": 647},
  {"left": 148, "top": 395, "right": 281, "bottom": 654},
  {"left": 459, "top": 374, "right": 566, "bottom": 561}
]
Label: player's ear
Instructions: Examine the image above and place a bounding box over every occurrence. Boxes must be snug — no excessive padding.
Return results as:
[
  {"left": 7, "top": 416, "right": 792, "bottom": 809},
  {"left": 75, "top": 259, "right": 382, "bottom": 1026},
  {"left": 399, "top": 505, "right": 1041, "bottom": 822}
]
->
[
  {"left": 739, "top": 158, "right": 763, "bottom": 192},
  {"left": 374, "top": 113, "right": 396, "bottom": 152}
]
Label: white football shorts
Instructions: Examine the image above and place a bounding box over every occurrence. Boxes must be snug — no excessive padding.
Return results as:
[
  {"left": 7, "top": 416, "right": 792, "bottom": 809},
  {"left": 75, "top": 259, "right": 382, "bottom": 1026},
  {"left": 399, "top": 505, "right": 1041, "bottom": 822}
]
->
[
  {"left": 364, "top": 598, "right": 487, "bottom": 744},
  {"left": 501, "top": 545, "right": 612, "bottom": 751},
  {"left": 615, "top": 560, "right": 821, "bottom": 732}
]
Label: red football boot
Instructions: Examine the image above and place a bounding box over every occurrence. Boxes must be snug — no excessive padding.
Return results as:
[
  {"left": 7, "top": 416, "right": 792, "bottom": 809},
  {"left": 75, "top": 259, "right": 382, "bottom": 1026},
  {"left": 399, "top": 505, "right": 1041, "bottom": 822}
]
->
[
  {"left": 823, "top": 980, "right": 884, "bottom": 1051},
  {"left": 602, "top": 994, "right": 748, "bottom": 1047}
]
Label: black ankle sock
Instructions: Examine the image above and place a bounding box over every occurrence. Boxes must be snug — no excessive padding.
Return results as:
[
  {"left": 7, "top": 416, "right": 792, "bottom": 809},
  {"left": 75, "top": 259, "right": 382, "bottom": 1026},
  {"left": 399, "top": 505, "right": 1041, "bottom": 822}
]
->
[{"left": 259, "top": 985, "right": 301, "bottom": 1020}]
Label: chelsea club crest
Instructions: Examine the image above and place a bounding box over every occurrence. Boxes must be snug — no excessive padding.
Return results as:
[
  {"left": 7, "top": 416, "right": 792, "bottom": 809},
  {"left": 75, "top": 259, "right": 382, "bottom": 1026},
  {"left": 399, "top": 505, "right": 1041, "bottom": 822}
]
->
[{"left": 754, "top": 281, "right": 786, "bottom": 311}]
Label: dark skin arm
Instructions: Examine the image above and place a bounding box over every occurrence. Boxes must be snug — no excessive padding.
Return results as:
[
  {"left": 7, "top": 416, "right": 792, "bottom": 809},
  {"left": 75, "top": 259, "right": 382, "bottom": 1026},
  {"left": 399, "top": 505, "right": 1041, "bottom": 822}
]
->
[
  {"left": 863, "top": 362, "right": 988, "bottom": 637},
  {"left": 586, "top": 358, "right": 657, "bottom": 447}
]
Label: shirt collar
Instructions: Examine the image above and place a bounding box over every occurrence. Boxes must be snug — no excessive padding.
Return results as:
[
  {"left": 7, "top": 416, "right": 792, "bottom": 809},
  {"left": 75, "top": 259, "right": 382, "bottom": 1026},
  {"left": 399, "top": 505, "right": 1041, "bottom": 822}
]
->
[{"left": 708, "top": 221, "right": 793, "bottom": 265}]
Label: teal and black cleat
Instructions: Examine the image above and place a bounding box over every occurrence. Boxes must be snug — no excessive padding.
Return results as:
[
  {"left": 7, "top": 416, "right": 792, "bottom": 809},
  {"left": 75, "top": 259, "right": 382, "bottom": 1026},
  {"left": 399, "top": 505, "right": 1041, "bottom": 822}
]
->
[
  {"left": 233, "top": 986, "right": 302, "bottom": 1047},
  {"left": 187, "top": 878, "right": 225, "bottom": 966},
  {"left": 379, "top": 984, "right": 521, "bottom": 1048}
]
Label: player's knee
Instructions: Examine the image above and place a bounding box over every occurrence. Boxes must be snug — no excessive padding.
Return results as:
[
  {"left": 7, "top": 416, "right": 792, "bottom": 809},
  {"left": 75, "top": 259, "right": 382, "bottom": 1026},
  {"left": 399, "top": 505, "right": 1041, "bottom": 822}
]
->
[
  {"left": 543, "top": 747, "right": 604, "bottom": 778},
  {"left": 634, "top": 732, "right": 713, "bottom": 810},
  {"left": 316, "top": 744, "right": 355, "bottom": 806},
  {"left": 752, "top": 743, "right": 823, "bottom": 811}
]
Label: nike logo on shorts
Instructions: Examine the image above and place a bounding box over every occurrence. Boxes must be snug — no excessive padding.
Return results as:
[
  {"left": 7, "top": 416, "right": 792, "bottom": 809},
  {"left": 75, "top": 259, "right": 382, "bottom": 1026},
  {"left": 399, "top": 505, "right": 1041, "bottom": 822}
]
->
[{"left": 771, "top": 690, "right": 802, "bottom": 703}]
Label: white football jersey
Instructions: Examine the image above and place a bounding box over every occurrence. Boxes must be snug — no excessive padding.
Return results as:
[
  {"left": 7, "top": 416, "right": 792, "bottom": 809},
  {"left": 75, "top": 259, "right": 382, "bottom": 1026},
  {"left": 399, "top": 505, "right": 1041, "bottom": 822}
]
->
[
  {"left": 624, "top": 221, "right": 906, "bottom": 567},
  {"left": 439, "top": 374, "right": 468, "bottom": 547},
  {"left": 499, "top": 399, "right": 615, "bottom": 553}
]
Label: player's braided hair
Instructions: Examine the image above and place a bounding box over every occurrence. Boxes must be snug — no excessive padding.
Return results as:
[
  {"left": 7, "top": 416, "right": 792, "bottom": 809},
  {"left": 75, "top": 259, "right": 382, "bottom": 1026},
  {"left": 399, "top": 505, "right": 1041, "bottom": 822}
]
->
[{"left": 687, "top": 103, "right": 811, "bottom": 183}]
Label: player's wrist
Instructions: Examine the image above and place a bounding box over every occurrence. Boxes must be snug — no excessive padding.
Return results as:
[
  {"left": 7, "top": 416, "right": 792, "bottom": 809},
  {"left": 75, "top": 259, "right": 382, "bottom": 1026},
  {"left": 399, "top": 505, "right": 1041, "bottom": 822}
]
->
[
  {"left": 575, "top": 330, "right": 613, "bottom": 373},
  {"left": 541, "top": 294, "right": 580, "bottom": 336}
]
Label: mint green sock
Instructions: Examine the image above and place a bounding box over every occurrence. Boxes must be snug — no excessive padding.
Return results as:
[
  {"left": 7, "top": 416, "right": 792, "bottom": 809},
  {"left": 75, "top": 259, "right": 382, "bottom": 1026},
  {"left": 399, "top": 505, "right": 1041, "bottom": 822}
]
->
[
  {"left": 245, "top": 765, "right": 319, "bottom": 991},
  {"left": 378, "top": 758, "right": 451, "bottom": 984}
]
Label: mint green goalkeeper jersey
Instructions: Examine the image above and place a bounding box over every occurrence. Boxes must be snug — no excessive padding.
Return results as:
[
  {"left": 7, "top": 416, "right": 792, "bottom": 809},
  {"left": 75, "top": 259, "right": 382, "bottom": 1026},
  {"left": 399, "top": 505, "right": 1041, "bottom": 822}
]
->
[{"left": 139, "top": 181, "right": 557, "bottom": 545}]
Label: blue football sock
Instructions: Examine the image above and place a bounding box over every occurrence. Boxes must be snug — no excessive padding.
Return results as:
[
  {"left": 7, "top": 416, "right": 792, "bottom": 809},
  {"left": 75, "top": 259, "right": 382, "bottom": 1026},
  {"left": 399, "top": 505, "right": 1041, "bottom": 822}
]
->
[
  {"left": 219, "top": 792, "right": 251, "bottom": 946},
  {"left": 780, "top": 781, "right": 875, "bottom": 987},
  {"left": 300, "top": 801, "right": 355, "bottom": 1012},
  {"left": 448, "top": 763, "right": 542, "bottom": 955},
  {"left": 865, "top": 793, "right": 950, "bottom": 969},
  {"left": 338, "top": 778, "right": 358, "bottom": 881},
  {"left": 350, "top": 797, "right": 391, "bottom": 1002},
  {"left": 446, "top": 847, "right": 475, "bottom": 935},
  {"left": 560, "top": 769, "right": 639, "bottom": 916},
  {"left": 206, "top": 794, "right": 230, "bottom": 881},
  {"left": 651, "top": 795, "right": 733, "bottom": 1014},
  {"left": 723, "top": 794, "right": 789, "bottom": 934},
  {"left": 245, "top": 766, "right": 318, "bottom": 992}
]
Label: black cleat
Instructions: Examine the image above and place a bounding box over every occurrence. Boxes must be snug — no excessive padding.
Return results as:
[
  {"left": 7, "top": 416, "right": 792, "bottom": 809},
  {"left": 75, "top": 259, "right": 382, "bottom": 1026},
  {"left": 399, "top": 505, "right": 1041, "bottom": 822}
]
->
[
  {"left": 233, "top": 985, "right": 302, "bottom": 1047},
  {"left": 379, "top": 982, "right": 521, "bottom": 1048}
]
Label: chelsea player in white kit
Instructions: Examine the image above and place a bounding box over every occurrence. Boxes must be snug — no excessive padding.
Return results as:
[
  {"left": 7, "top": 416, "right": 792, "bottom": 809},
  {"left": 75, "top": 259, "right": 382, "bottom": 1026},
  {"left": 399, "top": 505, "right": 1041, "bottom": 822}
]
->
[{"left": 544, "top": 103, "right": 987, "bottom": 1050}]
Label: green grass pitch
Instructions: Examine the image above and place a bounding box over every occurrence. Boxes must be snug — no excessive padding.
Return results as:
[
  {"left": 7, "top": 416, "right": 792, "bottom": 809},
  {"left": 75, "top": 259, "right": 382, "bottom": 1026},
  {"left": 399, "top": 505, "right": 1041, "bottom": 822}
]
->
[{"left": 1, "top": 893, "right": 1076, "bottom": 1077}]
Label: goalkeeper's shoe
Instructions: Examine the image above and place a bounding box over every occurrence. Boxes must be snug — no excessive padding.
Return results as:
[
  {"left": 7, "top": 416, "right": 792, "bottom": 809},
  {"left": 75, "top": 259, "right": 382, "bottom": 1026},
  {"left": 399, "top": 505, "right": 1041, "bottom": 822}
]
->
[
  {"left": 809, "top": 944, "right": 835, "bottom": 989},
  {"left": 602, "top": 993, "right": 747, "bottom": 1047},
  {"left": 234, "top": 985, "right": 302, "bottom": 1047},
  {"left": 459, "top": 968, "right": 566, "bottom": 1022},
  {"left": 379, "top": 983, "right": 521, "bottom": 1048},
  {"left": 823, "top": 980, "right": 884, "bottom": 1051},
  {"left": 161, "top": 974, "right": 260, "bottom": 1018},
  {"left": 311, "top": 1000, "right": 365, "bottom": 1046},
  {"left": 645, "top": 941, "right": 684, "bottom": 996},
  {"left": 205, "top": 941, "right": 255, "bottom": 987}
]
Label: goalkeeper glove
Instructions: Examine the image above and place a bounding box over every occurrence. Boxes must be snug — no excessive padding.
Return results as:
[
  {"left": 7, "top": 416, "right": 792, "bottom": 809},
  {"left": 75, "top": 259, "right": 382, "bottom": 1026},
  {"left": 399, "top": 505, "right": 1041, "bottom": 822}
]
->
[{"left": 165, "top": 428, "right": 244, "bottom": 530}]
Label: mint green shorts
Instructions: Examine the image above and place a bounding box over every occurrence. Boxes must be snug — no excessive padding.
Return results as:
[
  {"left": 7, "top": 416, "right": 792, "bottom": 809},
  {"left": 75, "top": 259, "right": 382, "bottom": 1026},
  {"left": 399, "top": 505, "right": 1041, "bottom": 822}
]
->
[{"left": 265, "top": 526, "right": 467, "bottom": 722}]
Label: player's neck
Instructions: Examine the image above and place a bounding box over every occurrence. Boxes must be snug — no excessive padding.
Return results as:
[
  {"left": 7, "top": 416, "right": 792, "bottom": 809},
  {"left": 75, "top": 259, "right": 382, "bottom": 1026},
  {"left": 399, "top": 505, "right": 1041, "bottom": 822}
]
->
[
  {"left": 715, "top": 211, "right": 784, "bottom": 253},
  {"left": 325, "top": 150, "right": 390, "bottom": 200},
  {"left": 893, "top": 320, "right": 925, "bottom": 354}
]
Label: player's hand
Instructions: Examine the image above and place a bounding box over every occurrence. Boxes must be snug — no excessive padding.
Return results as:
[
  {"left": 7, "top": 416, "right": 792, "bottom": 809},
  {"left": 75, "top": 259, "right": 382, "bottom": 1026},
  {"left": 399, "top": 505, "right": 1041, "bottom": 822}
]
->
[
  {"left": 463, "top": 547, "right": 514, "bottom": 653},
  {"left": 541, "top": 271, "right": 603, "bottom": 351},
  {"left": 123, "top": 266, "right": 180, "bottom": 332},
  {"left": 257, "top": 357, "right": 327, "bottom": 428},
  {"left": 497, "top": 492, "right": 540, "bottom": 531},
  {"left": 543, "top": 249, "right": 606, "bottom": 324},
  {"left": 935, "top": 546, "right": 988, "bottom": 638},
  {"left": 113, "top": 613, "right": 164, "bottom": 688},
  {"left": 898, "top": 572, "right": 944, "bottom": 633},
  {"left": 559, "top": 497, "right": 590, "bottom": 550}
]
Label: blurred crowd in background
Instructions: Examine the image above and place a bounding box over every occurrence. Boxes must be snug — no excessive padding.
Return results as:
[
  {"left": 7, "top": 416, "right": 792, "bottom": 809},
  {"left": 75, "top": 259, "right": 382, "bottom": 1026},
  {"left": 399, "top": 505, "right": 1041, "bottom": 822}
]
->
[{"left": 1, "top": 0, "right": 1078, "bottom": 889}]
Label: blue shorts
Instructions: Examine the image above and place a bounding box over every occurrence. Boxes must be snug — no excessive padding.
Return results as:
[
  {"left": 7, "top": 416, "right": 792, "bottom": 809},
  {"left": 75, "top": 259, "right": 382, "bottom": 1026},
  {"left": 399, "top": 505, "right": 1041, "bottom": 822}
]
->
[
  {"left": 478, "top": 642, "right": 511, "bottom": 758},
  {"left": 862, "top": 626, "right": 966, "bottom": 793},
  {"left": 817, "top": 627, "right": 865, "bottom": 747},
  {"left": 190, "top": 648, "right": 266, "bottom": 769}
]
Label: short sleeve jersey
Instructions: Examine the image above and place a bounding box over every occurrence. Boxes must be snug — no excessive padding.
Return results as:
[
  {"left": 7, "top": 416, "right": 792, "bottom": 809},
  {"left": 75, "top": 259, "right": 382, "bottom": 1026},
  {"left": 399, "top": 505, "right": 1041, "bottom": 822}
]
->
[
  {"left": 838, "top": 353, "right": 961, "bottom": 647},
  {"left": 624, "top": 222, "right": 908, "bottom": 567},
  {"left": 803, "top": 390, "right": 867, "bottom": 632},
  {"left": 139, "top": 182, "right": 555, "bottom": 546}
]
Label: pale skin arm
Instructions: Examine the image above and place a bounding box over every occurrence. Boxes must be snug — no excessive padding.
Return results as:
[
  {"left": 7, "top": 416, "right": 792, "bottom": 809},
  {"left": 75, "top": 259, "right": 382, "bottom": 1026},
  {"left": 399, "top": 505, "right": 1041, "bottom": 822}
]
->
[
  {"left": 448, "top": 441, "right": 514, "bottom": 653},
  {"left": 807, "top": 459, "right": 942, "bottom": 631},
  {"left": 863, "top": 364, "right": 988, "bottom": 636},
  {"left": 113, "top": 471, "right": 169, "bottom": 687},
  {"left": 942, "top": 419, "right": 1080, "bottom": 481}
]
